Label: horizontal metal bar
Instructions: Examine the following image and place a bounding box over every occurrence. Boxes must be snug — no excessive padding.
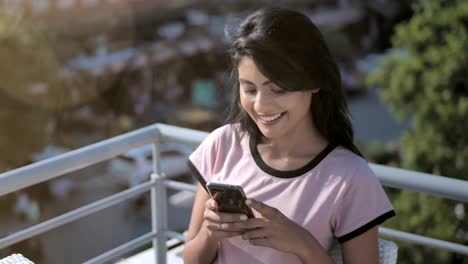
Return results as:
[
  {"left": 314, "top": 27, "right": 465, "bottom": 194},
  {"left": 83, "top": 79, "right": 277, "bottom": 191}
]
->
[
  {"left": 0, "top": 181, "right": 153, "bottom": 249},
  {"left": 371, "top": 164, "right": 468, "bottom": 202},
  {"left": 165, "top": 230, "right": 186, "bottom": 242},
  {"left": 0, "top": 124, "right": 161, "bottom": 197},
  {"left": 379, "top": 227, "right": 468, "bottom": 256},
  {"left": 167, "top": 238, "right": 183, "bottom": 249},
  {"left": 3, "top": 122, "right": 467, "bottom": 203},
  {"left": 84, "top": 232, "right": 156, "bottom": 264},
  {"left": 165, "top": 180, "right": 198, "bottom": 192},
  {"left": 157, "top": 123, "right": 208, "bottom": 149}
]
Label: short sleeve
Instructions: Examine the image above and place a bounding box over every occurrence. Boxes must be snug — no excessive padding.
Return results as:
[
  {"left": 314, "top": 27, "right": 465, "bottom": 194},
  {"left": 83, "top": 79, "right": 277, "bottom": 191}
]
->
[
  {"left": 332, "top": 161, "right": 395, "bottom": 243},
  {"left": 187, "top": 126, "right": 224, "bottom": 193}
]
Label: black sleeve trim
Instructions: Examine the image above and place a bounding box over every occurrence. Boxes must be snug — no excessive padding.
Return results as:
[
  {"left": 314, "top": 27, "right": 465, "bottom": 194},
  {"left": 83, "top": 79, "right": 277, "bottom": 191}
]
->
[
  {"left": 187, "top": 159, "right": 209, "bottom": 193},
  {"left": 337, "top": 210, "right": 396, "bottom": 243}
]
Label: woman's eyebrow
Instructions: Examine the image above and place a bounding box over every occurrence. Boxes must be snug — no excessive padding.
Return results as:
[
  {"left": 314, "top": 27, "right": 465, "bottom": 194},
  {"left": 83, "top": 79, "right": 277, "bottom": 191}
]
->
[{"left": 239, "top": 79, "right": 272, "bottom": 86}]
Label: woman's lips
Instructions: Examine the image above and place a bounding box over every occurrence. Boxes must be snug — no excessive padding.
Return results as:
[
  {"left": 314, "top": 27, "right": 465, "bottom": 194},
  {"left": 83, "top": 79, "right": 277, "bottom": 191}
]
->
[{"left": 257, "top": 111, "right": 286, "bottom": 125}]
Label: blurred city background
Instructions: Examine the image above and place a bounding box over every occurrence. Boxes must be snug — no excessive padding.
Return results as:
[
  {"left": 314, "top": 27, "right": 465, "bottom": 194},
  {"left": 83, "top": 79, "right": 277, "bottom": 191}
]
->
[{"left": 0, "top": 0, "right": 467, "bottom": 263}]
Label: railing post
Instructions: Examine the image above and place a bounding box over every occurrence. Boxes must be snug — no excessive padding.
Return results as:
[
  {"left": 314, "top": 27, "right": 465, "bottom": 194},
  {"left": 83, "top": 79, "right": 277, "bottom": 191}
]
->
[{"left": 151, "top": 141, "right": 168, "bottom": 264}]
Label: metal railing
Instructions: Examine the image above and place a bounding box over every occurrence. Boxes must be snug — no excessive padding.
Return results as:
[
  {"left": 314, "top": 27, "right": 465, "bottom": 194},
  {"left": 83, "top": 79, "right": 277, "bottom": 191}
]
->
[{"left": 1, "top": 123, "right": 468, "bottom": 263}]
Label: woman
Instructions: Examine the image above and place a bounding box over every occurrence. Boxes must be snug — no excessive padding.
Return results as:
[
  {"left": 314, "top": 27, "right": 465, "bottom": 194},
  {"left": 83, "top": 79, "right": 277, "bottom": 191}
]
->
[{"left": 183, "top": 7, "right": 395, "bottom": 264}]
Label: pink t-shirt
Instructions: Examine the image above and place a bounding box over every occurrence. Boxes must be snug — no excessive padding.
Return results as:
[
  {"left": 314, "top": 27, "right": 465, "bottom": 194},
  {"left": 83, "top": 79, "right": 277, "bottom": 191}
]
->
[{"left": 188, "top": 124, "right": 394, "bottom": 264}]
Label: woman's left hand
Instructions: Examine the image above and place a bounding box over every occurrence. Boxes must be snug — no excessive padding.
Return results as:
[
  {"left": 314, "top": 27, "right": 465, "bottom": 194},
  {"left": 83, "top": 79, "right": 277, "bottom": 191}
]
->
[{"left": 235, "top": 199, "right": 314, "bottom": 255}]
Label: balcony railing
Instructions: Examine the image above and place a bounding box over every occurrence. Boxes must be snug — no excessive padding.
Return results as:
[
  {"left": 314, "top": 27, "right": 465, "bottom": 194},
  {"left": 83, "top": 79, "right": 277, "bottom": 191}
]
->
[{"left": 1, "top": 123, "right": 468, "bottom": 263}]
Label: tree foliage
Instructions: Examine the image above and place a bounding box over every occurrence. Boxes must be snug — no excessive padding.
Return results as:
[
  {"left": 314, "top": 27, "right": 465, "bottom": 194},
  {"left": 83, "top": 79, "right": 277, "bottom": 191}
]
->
[
  {"left": 368, "top": 0, "right": 468, "bottom": 263},
  {"left": 0, "top": 11, "right": 103, "bottom": 111}
]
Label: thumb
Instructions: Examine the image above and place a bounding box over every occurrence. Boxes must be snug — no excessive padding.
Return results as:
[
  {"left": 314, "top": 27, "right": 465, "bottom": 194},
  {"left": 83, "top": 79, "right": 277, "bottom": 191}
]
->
[{"left": 246, "top": 199, "right": 275, "bottom": 218}]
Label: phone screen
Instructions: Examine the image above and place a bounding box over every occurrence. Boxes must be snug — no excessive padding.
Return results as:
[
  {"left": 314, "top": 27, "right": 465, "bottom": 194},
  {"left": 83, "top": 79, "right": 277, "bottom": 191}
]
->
[{"left": 207, "top": 183, "right": 254, "bottom": 218}]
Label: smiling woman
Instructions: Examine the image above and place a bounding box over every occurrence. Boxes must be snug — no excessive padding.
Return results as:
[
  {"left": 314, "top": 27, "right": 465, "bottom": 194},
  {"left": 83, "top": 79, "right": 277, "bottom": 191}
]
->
[
  {"left": 237, "top": 57, "right": 316, "bottom": 144},
  {"left": 183, "top": 7, "right": 395, "bottom": 264}
]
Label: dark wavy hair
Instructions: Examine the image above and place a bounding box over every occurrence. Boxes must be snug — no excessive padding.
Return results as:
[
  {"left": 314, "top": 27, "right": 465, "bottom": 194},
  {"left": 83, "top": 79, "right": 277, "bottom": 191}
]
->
[{"left": 225, "top": 7, "right": 362, "bottom": 156}]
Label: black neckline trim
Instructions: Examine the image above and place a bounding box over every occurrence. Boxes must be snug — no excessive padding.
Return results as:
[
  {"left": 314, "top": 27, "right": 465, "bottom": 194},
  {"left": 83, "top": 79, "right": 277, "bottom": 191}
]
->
[
  {"left": 187, "top": 159, "right": 208, "bottom": 193},
  {"left": 337, "top": 210, "right": 396, "bottom": 243},
  {"left": 249, "top": 136, "right": 337, "bottom": 178}
]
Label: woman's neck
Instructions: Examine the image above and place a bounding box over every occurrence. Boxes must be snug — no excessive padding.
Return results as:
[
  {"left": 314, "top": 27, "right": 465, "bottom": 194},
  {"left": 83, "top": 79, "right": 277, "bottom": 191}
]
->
[{"left": 259, "top": 119, "right": 328, "bottom": 159}]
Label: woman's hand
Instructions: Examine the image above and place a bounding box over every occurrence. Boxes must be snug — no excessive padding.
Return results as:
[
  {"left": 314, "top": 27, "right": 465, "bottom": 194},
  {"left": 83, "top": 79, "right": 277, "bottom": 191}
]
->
[
  {"left": 234, "top": 199, "right": 318, "bottom": 257},
  {"left": 201, "top": 198, "right": 249, "bottom": 243}
]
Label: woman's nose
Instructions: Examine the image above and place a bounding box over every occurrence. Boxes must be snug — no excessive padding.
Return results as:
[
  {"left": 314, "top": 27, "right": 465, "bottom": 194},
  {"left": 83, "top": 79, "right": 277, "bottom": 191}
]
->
[{"left": 253, "top": 92, "right": 273, "bottom": 112}]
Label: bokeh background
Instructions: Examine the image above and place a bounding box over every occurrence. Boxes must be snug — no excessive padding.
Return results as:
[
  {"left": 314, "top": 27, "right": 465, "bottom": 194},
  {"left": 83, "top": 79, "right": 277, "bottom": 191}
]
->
[{"left": 0, "top": 0, "right": 467, "bottom": 263}]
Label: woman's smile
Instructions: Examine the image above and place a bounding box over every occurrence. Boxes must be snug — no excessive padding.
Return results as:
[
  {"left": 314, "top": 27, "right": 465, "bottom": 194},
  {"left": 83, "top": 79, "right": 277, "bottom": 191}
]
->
[{"left": 256, "top": 111, "right": 287, "bottom": 126}]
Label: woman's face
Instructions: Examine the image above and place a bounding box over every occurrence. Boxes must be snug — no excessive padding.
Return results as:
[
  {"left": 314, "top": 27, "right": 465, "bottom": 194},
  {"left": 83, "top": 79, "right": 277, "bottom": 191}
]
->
[{"left": 238, "top": 57, "right": 316, "bottom": 140}]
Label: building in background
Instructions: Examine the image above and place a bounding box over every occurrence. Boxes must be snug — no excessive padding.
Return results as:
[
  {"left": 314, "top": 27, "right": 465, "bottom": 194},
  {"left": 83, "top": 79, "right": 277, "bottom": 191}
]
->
[{"left": 1, "top": 0, "right": 201, "bottom": 17}]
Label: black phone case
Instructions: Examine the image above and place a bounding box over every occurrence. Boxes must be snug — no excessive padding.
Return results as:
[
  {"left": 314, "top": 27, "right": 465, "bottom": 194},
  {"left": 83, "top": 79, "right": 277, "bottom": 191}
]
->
[{"left": 206, "top": 183, "right": 255, "bottom": 218}]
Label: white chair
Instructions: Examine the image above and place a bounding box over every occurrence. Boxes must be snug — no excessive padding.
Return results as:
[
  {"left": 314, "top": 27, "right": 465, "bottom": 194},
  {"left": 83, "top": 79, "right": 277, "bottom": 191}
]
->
[
  {"left": 329, "top": 239, "right": 398, "bottom": 264},
  {"left": 0, "top": 254, "right": 34, "bottom": 264}
]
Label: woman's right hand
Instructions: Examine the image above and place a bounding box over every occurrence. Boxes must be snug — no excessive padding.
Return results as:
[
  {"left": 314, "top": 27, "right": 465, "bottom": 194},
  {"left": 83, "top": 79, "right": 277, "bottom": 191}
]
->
[{"left": 202, "top": 198, "right": 249, "bottom": 243}]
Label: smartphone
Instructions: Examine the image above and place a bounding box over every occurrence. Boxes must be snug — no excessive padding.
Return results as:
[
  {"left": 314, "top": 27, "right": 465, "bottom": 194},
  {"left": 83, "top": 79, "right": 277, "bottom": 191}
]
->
[{"left": 206, "top": 182, "right": 255, "bottom": 218}]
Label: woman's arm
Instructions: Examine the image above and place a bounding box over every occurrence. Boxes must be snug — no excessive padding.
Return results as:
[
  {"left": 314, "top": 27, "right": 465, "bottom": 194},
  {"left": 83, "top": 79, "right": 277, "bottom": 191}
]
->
[
  {"left": 183, "top": 183, "right": 247, "bottom": 263},
  {"left": 183, "top": 184, "right": 219, "bottom": 263},
  {"left": 341, "top": 226, "right": 379, "bottom": 264},
  {"left": 237, "top": 199, "right": 334, "bottom": 264}
]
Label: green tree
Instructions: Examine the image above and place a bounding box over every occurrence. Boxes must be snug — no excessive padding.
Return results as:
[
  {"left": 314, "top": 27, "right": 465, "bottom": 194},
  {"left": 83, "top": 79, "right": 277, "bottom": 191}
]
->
[
  {"left": 0, "top": 10, "right": 102, "bottom": 111},
  {"left": 0, "top": 10, "right": 98, "bottom": 169},
  {"left": 0, "top": 9, "right": 129, "bottom": 169},
  {"left": 368, "top": 0, "right": 468, "bottom": 263}
]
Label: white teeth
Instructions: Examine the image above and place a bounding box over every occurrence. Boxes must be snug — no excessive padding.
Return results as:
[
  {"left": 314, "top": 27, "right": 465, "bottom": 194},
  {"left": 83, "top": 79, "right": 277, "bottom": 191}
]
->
[{"left": 258, "top": 113, "right": 283, "bottom": 122}]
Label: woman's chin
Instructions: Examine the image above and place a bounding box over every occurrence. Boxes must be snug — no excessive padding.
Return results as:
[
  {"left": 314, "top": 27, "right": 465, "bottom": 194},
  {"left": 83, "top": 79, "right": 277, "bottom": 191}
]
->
[{"left": 258, "top": 126, "right": 284, "bottom": 140}]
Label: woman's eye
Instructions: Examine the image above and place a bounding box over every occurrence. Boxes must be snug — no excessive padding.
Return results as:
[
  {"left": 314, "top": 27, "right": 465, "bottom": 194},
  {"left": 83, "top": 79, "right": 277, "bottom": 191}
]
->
[
  {"left": 272, "top": 89, "right": 287, "bottom": 95},
  {"left": 244, "top": 89, "right": 256, "bottom": 95}
]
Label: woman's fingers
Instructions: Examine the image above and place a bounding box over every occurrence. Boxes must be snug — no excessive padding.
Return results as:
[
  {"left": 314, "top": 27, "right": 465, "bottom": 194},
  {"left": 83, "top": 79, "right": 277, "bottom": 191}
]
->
[
  {"left": 203, "top": 198, "right": 253, "bottom": 238},
  {"left": 205, "top": 219, "right": 244, "bottom": 240},
  {"left": 204, "top": 198, "right": 217, "bottom": 211},
  {"left": 204, "top": 219, "right": 222, "bottom": 231},
  {"left": 230, "top": 217, "right": 267, "bottom": 230},
  {"left": 246, "top": 199, "right": 279, "bottom": 219},
  {"left": 217, "top": 230, "right": 244, "bottom": 238},
  {"left": 204, "top": 205, "right": 249, "bottom": 223},
  {"left": 242, "top": 227, "right": 269, "bottom": 240},
  {"left": 205, "top": 218, "right": 249, "bottom": 232},
  {"left": 248, "top": 238, "right": 271, "bottom": 248},
  {"left": 204, "top": 210, "right": 248, "bottom": 222},
  {"left": 205, "top": 224, "right": 243, "bottom": 238}
]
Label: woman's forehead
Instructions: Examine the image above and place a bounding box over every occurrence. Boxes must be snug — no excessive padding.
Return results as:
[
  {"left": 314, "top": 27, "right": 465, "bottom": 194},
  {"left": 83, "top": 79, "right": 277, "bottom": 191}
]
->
[{"left": 238, "top": 57, "right": 270, "bottom": 83}]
